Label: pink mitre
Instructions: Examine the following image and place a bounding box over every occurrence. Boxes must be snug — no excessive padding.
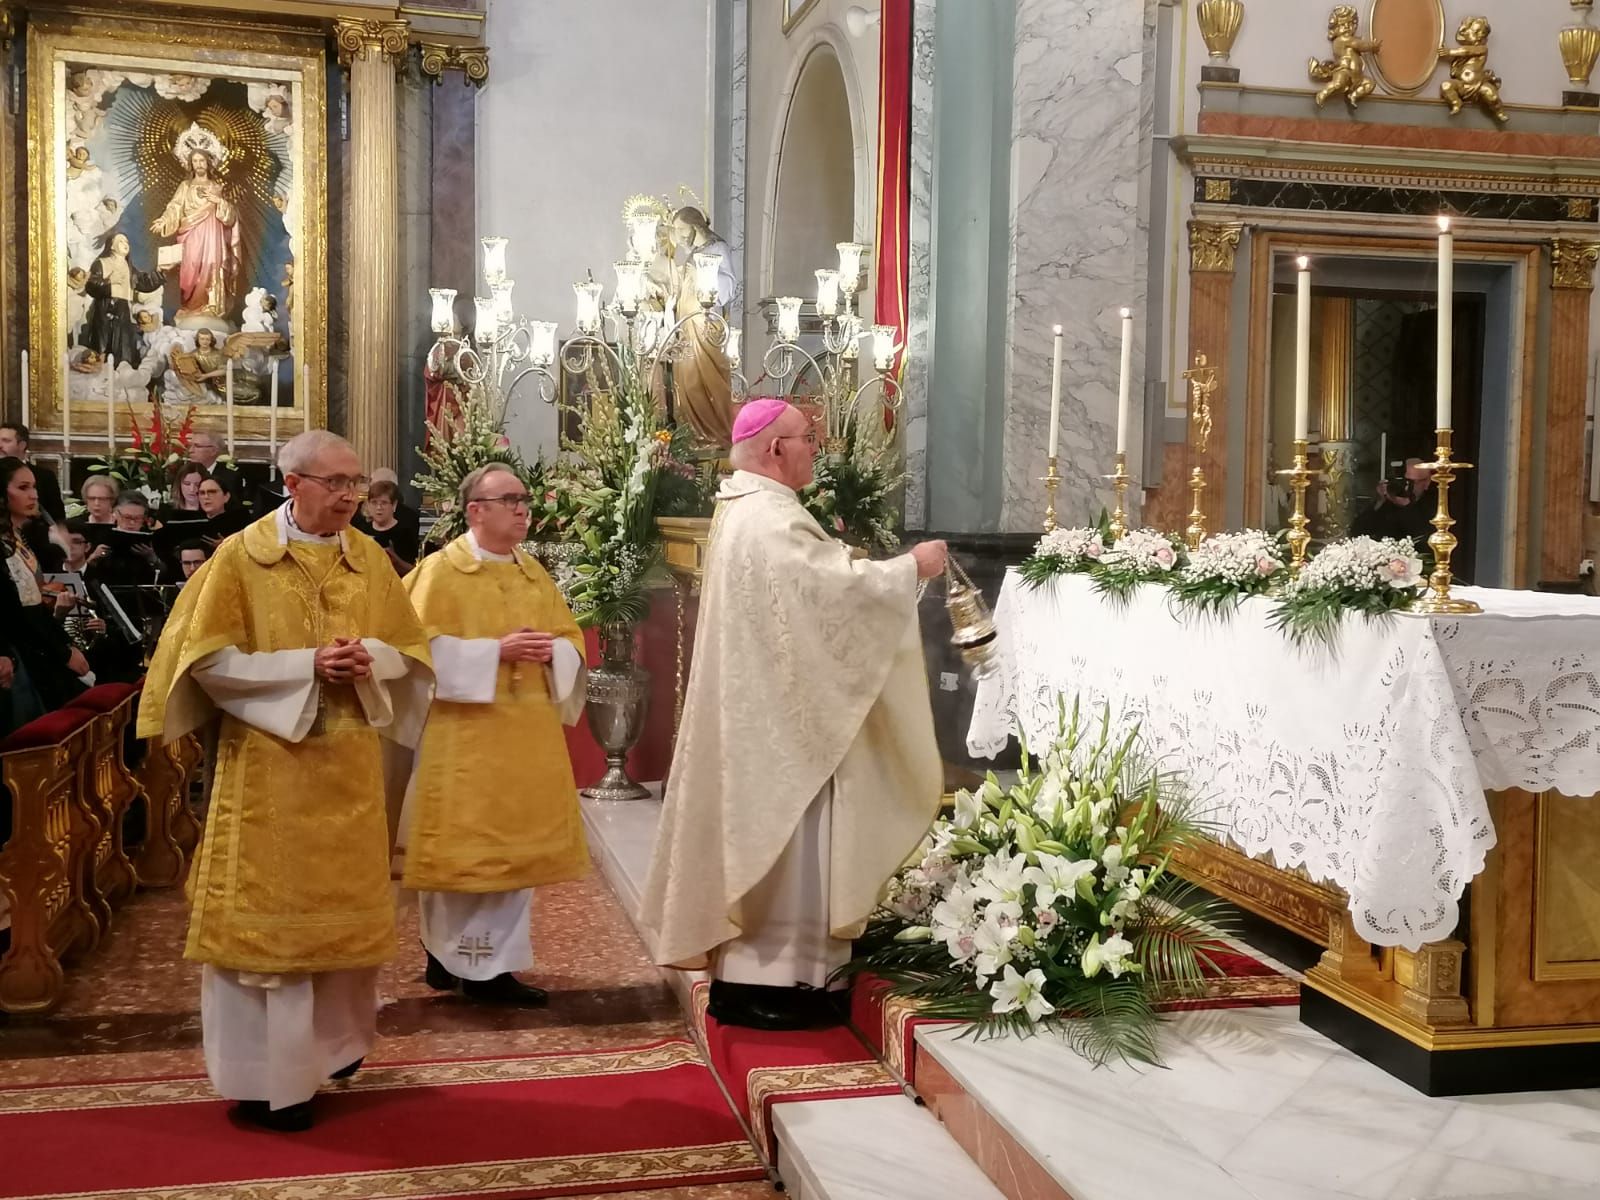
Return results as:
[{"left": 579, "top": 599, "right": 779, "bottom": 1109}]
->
[{"left": 731, "top": 396, "right": 792, "bottom": 443}]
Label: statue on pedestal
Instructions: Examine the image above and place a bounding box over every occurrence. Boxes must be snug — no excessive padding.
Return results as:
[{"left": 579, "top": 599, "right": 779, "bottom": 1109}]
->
[{"left": 664, "top": 206, "right": 737, "bottom": 449}]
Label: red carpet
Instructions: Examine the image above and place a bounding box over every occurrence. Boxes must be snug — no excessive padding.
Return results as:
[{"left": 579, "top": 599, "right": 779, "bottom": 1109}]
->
[
  {"left": 688, "top": 982, "right": 900, "bottom": 1164},
  {"left": 0, "top": 1040, "right": 764, "bottom": 1199},
  {"left": 852, "top": 942, "right": 1300, "bottom": 1088}
]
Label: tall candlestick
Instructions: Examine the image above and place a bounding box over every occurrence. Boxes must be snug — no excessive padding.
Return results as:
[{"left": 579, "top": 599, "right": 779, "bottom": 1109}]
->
[
  {"left": 225, "top": 360, "right": 236, "bottom": 456},
  {"left": 1294, "top": 257, "right": 1311, "bottom": 441},
  {"left": 1379, "top": 431, "right": 1388, "bottom": 479},
  {"left": 61, "top": 354, "right": 72, "bottom": 481},
  {"left": 104, "top": 357, "right": 114, "bottom": 454},
  {"left": 268, "top": 359, "right": 280, "bottom": 477},
  {"left": 1048, "top": 325, "right": 1064, "bottom": 458},
  {"left": 1436, "top": 217, "right": 1453, "bottom": 430},
  {"left": 19, "top": 350, "right": 28, "bottom": 427},
  {"left": 1116, "top": 307, "right": 1133, "bottom": 454}
]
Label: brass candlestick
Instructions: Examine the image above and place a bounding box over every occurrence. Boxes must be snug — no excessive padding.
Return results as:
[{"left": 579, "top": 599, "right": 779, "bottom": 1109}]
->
[
  {"left": 1105, "top": 452, "right": 1133, "bottom": 540},
  {"left": 1412, "top": 428, "right": 1482, "bottom": 615},
  {"left": 1181, "top": 353, "right": 1217, "bottom": 552},
  {"left": 1042, "top": 455, "right": 1061, "bottom": 532},
  {"left": 1280, "top": 439, "right": 1314, "bottom": 574},
  {"left": 1186, "top": 464, "right": 1208, "bottom": 551}
]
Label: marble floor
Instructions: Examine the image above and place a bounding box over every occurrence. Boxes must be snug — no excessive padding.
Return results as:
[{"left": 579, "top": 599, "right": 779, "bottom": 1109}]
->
[{"left": 0, "top": 870, "right": 772, "bottom": 1200}]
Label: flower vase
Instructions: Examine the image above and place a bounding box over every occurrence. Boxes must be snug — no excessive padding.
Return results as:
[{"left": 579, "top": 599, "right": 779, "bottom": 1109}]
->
[{"left": 581, "top": 621, "right": 652, "bottom": 802}]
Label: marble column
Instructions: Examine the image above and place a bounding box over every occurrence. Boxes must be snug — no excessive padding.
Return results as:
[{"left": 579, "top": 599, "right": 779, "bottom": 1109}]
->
[
  {"left": 1317, "top": 297, "right": 1356, "bottom": 538},
  {"left": 1543, "top": 239, "right": 1600, "bottom": 582},
  {"left": 335, "top": 18, "right": 409, "bottom": 470},
  {"left": 1003, "top": 0, "right": 1153, "bottom": 532},
  {"left": 902, "top": 0, "right": 936, "bottom": 529}
]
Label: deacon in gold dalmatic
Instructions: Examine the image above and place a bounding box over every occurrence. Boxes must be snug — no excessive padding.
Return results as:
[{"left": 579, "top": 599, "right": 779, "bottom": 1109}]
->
[
  {"left": 139, "top": 430, "right": 433, "bottom": 1130},
  {"left": 401, "top": 461, "right": 588, "bottom": 1007}
]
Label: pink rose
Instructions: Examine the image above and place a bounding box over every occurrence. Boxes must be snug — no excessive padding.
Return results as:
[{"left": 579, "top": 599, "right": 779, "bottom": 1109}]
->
[
  {"left": 494, "top": 435, "right": 511, "bottom": 449},
  {"left": 1154, "top": 546, "right": 1175, "bottom": 568},
  {"left": 1257, "top": 556, "right": 1277, "bottom": 576},
  {"left": 1386, "top": 557, "right": 1408, "bottom": 578},
  {"left": 1085, "top": 542, "right": 1104, "bottom": 559}
]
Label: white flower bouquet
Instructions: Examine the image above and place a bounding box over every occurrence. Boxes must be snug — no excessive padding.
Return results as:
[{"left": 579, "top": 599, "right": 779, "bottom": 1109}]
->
[
  {"left": 1093, "top": 528, "right": 1185, "bottom": 603},
  {"left": 1269, "top": 535, "right": 1425, "bottom": 646},
  {"left": 1167, "top": 529, "right": 1286, "bottom": 617},
  {"left": 1019, "top": 526, "right": 1108, "bottom": 587},
  {"left": 849, "top": 700, "right": 1228, "bottom": 1065}
]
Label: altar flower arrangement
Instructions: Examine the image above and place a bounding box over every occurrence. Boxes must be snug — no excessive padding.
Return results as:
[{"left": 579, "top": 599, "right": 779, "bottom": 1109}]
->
[
  {"left": 798, "top": 392, "right": 904, "bottom": 554},
  {"left": 1270, "top": 535, "right": 1425, "bottom": 646},
  {"left": 1019, "top": 526, "right": 1108, "bottom": 587},
  {"left": 1167, "top": 529, "right": 1287, "bottom": 618},
  {"left": 1093, "top": 528, "right": 1185, "bottom": 603},
  {"left": 849, "top": 701, "right": 1228, "bottom": 1066},
  {"left": 414, "top": 391, "right": 538, "bottom": 547},
  {"left": 87, "top": 398, "right": 198, "bottom": 503}
]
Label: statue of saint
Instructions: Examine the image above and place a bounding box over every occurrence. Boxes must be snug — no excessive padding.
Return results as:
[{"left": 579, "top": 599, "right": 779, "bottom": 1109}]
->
[
  {"left": 169, "top": 328, "right": 262, "bottom": 404},
  {"left": 149, "top": 129, "right": 241, "bottom": 328},
  {"left": 665, "top": 206, "right": 737, "bottom": 448},
  {"left": 81, "top": 233, "right": 162, "bottom": 370}
]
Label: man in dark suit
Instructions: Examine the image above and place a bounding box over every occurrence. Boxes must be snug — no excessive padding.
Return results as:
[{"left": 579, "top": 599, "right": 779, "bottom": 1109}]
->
[
  {"left": 185, "top": 429, "right": 244, "bottom": 504},
  {"left": 0, "top": 422, "right": 65, "bottom": 522}
]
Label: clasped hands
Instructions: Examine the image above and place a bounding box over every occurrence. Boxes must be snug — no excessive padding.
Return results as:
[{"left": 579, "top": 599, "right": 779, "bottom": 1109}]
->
[
  {"left": 314, "top": 637, "right": 372, "bottom": 684},
  {"left": 500, "top": 629, "right": 554, "bottom": 665}
]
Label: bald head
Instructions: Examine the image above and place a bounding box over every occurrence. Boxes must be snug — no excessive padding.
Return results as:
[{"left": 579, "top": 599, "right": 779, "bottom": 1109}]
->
[{"left": 729, "top": 402, "right": 817, "bottom": 491}]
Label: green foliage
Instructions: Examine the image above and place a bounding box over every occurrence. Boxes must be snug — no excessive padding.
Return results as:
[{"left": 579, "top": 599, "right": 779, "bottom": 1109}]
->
[
  {"left": 798, "top": 403, "right": 903, "bottom": 553},
  {"left": 413, "top": 393, "right": 536, "bottom": 547}
]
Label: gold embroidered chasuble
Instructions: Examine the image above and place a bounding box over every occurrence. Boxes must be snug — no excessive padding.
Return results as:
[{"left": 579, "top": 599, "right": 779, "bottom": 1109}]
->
[
  {"left": 401, "top": 535, "right": 589, "bottom": 893},
  {"left": 138, "top": 513, "right": 433, "bottom": 974},
  {"left": 638, "top": 471, "right": 943, "bottom": 970}
]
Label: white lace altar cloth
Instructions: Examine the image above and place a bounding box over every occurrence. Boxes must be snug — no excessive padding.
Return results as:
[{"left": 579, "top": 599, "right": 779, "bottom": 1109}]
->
[{"left": 967, "top": 575, "right": 1600, "bottom": 950}]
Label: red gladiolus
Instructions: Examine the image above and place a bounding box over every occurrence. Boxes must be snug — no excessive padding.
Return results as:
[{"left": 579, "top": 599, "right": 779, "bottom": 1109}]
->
[
  {"left": 129, "top": 406, "right": 144, "bottom": 450},
  {"left": 177, "top": 405, "right": 196, "bottom": 448}
]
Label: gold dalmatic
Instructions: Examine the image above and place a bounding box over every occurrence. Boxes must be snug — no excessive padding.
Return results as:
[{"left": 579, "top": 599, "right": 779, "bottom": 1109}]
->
[
  {"left": 139, "top": 515, "right": 432, "bottom": 974},
  {"left": 401, "top": 536, "right": 590, "bottom": 893}
]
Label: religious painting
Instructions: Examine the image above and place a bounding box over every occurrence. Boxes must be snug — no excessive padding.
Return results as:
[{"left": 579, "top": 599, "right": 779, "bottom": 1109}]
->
[{"left": 27, "top": 14, "right": 328, "bottom": 444}]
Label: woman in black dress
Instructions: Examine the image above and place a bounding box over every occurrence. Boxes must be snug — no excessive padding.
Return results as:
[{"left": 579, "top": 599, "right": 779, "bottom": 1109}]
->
[
  {"left": 362, "top": 479, "right": 418, "bottom": 573},
  {"left": 1, "top": 458, "right": 90, "bottom": 712}
]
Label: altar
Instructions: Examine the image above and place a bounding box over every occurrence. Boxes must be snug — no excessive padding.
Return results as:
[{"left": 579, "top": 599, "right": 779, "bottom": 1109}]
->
[{"left": 969, "top": 570, "right": 1600, "bottom": 1094}]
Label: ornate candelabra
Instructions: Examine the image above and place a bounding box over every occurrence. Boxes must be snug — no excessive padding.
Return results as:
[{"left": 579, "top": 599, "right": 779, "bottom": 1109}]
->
[
  {"left": 1280, "top": 439, "right": 1315, "bottom": 574},
  {"left": 1041, "top": 456, "right": 1061, "bottom": 532},
  {"left": 1412, "top": 429, "right": 1481, "bottom": 614},
  {"left": 1105, "top": 454, "right": 1132, "bottom": 541},
  {"left": 1181, "top": 353, "right": 1218, "bottom": 551}
]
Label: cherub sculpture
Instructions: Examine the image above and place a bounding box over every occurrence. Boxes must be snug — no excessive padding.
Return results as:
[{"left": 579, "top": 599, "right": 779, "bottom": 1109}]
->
[
  {"left": 1308, "top": 7, "right": 1380, "bottom": 110},
  {"left": 1440, "top": 17, "right": 1508, "bottom": 125}
]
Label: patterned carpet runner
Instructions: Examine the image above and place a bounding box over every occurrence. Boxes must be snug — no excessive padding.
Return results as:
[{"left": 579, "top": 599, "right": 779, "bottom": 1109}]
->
[{"left": 0, "top": 1040, "right": 764, "bottom": 1200}]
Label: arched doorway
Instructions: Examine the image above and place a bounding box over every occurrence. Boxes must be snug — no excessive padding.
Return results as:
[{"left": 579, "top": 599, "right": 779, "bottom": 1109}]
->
[{"left": 772, "top": 44, "right": 856, "bottom": 296}]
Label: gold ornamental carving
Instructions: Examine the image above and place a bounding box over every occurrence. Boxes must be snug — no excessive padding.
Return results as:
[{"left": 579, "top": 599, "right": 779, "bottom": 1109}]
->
[
  {"left": 1182, "top": 353, "right": 1217, "bottom": 551},
  {"left": 1369, "top": 0, "right": 1446, "bottom": 97},
  {"left": 1560, "top": 17, "right": 1600, "bottom": 87},
  {"left": 1309, "top": 7, "right": 1380, "bottom": 110},
  {"left": 1197, "top": 0, "right": 1245, "bottom": 62},
  {"left": 1394, "top": 938, "right": 1471, "bottom": 1025},
  {"left": 1551, "top": 239, "right": 1600, "bottom": 290},
  {"left": 0, "top": 10, "right": 14, "bottom": 51},
  {"left": 1188, "top": 221, "right": 1243, "bottom": 274},
  {"left": 333, "top": 18, "right": 410, "bottom": 68},
  {"left": 419, "top": 41, "right": 489, "bottom": 86},
  {"left": 1440, "top": 17, "right": 1509, "bottom": 124}
]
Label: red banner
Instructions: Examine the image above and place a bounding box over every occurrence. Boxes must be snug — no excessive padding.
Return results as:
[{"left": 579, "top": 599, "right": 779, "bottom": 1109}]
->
[{"left": 873, "top": 0, "right": 912, "bottom": 430}]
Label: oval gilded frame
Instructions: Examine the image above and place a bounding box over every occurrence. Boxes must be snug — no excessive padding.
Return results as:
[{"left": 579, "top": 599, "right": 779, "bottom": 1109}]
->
[{"left": 1367, "top": 0, "right": 1446, "bottom": 97}]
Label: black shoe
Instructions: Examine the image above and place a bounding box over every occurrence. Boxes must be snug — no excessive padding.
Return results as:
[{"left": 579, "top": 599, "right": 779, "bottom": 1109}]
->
[
  {"left": 462, "top": 973, "right": 548, "bottom": 1007},
  {"left": 232, "top": 1099, "right": 314, "bottom": 1132},
  {"left": 424, "top": 949, "right": 459, "bottom": 992},
  {"left": 329, "top": 1057, "right": 363, "bottom": 1081},
  {"left": 708, "top": 981, "right": 843, "bottom": 1032}
]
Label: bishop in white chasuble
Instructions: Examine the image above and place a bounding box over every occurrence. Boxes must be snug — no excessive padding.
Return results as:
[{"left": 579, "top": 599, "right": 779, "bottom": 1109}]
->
[
  {"left": 400, "top": 463, "right": 587, "bottom": 1006},
  {"left": 139, "top": 431, "right": 432, "bottom": 1130},
  {"left": 638, "top": 400, "right": 947, "bottom": 1030}
]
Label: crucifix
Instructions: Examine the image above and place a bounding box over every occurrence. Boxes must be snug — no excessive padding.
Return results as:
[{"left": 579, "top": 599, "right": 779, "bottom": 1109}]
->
[{"left": 1181, "top": 353, "right": 1218, "bottom": 550}]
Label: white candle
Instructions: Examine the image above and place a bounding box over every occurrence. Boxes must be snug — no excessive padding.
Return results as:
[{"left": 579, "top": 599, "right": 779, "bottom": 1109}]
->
[
  {"left": 61, "top": 353, "right": 72, "bottom": 471},
  {"left": 19, "top": 349, "right": 28, "bottom": 427},
  {"left": 104, "top": 357, "right": 114, "bottom": 454},
  {"left": 225, "top": 359, "right": 236, "bottom": 456},
  {"left": 1436, "top": 216, "right": 1453, "bottom": 430},
  {"left": 268, "top": 359, "right": 280, "bottom": 477},
  {"left": 1294, "top": 257, "right": 1311, "bottom": 441},
  {"left": 1116, "top": 308, "right": 1133, "bottom": 455},
  {"left": 1048, "top": 325, "right": 1064, "bottom": 459},
  {"left": 1379, "top": 432, "right": 1388, "bottom": 478},
  {"left": 302, "top": 364, "right": 310, "bottom": 420}
]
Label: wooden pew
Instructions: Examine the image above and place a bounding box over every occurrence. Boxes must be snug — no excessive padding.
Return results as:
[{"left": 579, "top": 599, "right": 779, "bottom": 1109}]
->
[
  {"left": 67, "top": 685, "right": 143, "bottom": 918},
  {"left": 0, "top": 707, "right": 101, "bottom": 1014}
]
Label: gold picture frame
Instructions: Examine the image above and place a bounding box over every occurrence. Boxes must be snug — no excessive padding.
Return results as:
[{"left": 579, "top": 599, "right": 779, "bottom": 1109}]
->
[
  {"left": 783, "top": 0, "right": 822, "bottom": 36},
  {"left": 27, "top": 10, "right": 329, "bottom": 447}
]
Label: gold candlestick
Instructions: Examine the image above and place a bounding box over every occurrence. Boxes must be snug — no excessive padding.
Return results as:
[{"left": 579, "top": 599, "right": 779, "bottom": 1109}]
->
[
  {"left": 1042, "top": 455, "right": 1061, "bottom": 532},
  {"left": 1106, "top": 452, "right": 1131, "bottom": 540},
  {"left": 1281, "top": 439, "right": 1314, "bottom": 574},
  {"left": 1412, "top": 428, "right": 1482, "bottom": 614},
  {"left": 1186, "top": 464, "right": 1208, "bottom": 551}
]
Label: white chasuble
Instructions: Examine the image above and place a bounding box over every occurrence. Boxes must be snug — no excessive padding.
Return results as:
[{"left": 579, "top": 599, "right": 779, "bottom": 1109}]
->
[{"left": 638, "top": 470, "right": 943, "bottom": 972}]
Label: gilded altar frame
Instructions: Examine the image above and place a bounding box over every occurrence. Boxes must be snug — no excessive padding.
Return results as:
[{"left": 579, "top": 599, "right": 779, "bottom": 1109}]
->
[{"left": 26, "top": 11, "right": 329, "bottom": 442}]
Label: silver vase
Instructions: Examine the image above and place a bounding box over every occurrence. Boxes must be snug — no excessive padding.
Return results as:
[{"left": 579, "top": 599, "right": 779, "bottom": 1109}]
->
[{"left": 581, "top": 622, "right": 652, "bottom": 802}]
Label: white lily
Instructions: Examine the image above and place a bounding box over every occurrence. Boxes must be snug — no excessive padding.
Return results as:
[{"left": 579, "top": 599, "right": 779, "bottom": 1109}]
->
[
  {"left": 1023, "top": 853, "right": 1098, "bottom": 910},
  {"left": 973, "top": 852, "right": 1029, "bottom": 906},
  {"left": 952, "top": 789, "right": 981, "bottom": 831},
  {"left": 1101, "top": 842, "right": 1129, "bottom": 887},
  {"left": 990, "top": 965, "right": 1055, "bottom": 1022},
  {"left": 972, "top": 917, "right": 1014, "bottom": 981}
]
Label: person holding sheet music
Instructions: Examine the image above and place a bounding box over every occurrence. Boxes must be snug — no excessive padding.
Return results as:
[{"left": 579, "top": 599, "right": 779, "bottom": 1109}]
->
[{"left": 1, "top": 457, "right": 91, "bottom": 710}]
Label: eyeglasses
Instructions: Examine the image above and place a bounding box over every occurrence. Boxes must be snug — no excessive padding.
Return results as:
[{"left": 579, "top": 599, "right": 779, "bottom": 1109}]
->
[
  {"left": 776, "top": 431, "right": 819, "bottom": 449},
  {"left": 296, "top": 473, "right": 370, "bottom": 496},
  {"left": 468, "top": 492, "right": 533, "bottom": 509}
]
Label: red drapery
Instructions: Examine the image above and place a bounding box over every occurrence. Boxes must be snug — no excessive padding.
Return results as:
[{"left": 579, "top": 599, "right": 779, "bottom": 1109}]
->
[{"left": 873, "top": 0, "right": 912, "bottom": 431}]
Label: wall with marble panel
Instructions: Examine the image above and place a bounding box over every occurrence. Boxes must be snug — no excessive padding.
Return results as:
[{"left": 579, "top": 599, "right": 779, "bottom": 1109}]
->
[
  {"left": 1001, "top": 0, "right": 1156, "bottom": 532},
  {"left": 478, "top": 0, "right": 713, "bottom": 461}
]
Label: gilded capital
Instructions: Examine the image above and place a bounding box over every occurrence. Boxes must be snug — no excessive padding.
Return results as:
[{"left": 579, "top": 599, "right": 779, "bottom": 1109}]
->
[
  {"left": 420, "top": 42, "right": 490, "bottom": 86},
  {"left": 0, "top": 9, "right": 14, "bottom": 51},
  {"left": 1188, "top": 221, "right": 1244, "bottom": 274},
  {"left": 1552, "top": 239, "right": 1600, "bottom": 289},
  {"left": 333, "top": 18, "right": 411, "bottom": 68}
]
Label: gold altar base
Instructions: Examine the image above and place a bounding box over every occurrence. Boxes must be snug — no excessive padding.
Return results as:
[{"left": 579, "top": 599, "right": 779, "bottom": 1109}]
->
[{"left": 1176, "top": 786, "right": 1600, "bottom": 1094}]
